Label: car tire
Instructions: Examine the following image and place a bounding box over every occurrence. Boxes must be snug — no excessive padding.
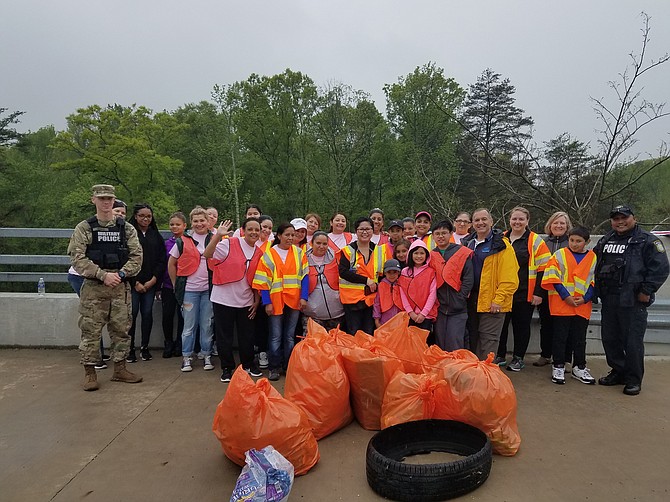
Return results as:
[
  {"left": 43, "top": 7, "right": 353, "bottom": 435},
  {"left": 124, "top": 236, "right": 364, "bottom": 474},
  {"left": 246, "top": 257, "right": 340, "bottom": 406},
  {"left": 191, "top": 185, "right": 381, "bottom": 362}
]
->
[{"left": 366, "top": 419, "right": 492, "bottom": 501}]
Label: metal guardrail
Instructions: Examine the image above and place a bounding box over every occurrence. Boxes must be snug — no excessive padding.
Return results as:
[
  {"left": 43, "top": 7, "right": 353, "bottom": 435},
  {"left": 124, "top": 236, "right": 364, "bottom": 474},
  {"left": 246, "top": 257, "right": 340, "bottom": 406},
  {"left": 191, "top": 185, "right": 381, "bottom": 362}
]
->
[{"left": 0, "top": 227, "right": 171, "bottom": 283}]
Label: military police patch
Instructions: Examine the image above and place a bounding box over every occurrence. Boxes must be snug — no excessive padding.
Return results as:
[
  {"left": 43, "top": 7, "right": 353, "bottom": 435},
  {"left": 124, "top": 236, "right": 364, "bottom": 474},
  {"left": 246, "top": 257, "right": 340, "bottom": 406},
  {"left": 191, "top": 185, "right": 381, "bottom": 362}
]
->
[{"left": 654, "top": 240, "right": 665, "bottom": 253}]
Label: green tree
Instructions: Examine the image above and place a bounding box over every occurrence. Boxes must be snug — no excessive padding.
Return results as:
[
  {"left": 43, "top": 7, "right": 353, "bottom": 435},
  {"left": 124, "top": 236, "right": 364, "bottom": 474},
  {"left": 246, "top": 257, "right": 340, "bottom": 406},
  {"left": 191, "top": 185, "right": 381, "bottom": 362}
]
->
[
  {"left": 51, "top": 104, "right": 184, "bottom": 223},
  {"left": 0, "top": 108, "right": 25, "bottom": 146},
  {"left": 307, "top": 83, "right": 393, "bottom": 219},
  {"left": 384, "top": 63, "right": 465, "bottom": 218},
  {"left": 227, "top": 69, "right": 318, "bottom": 220}
]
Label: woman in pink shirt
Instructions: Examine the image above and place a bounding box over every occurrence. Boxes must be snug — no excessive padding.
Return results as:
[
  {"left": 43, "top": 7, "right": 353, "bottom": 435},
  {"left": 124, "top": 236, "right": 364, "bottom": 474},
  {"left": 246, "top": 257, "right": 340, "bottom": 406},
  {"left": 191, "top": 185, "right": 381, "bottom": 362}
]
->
[{"left": 204, "top": 217, "right": 263, "bottom": 383}]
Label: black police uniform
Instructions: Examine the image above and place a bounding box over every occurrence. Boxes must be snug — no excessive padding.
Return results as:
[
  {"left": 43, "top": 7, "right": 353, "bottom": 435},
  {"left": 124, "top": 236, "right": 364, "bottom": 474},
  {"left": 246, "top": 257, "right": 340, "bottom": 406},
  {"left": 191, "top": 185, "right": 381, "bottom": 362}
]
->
[{"left": 594, "top": 225, "right": 669, "bottom": 389}]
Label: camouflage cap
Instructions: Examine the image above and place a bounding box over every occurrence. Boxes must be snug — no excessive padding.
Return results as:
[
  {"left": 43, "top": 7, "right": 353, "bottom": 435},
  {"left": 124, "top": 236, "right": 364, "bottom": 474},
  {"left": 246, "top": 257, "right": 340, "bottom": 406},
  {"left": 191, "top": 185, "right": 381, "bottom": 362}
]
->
[{"left": 92, "top": 184, "right": 115, "bottom": 198}]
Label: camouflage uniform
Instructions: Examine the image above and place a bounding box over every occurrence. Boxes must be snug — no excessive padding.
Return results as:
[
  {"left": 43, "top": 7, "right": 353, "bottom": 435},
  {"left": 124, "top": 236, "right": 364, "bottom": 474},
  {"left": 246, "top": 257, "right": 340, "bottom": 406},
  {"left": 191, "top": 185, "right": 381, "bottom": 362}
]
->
[{"left": 68, "top": 216, "right": 142, "bottom": 365}]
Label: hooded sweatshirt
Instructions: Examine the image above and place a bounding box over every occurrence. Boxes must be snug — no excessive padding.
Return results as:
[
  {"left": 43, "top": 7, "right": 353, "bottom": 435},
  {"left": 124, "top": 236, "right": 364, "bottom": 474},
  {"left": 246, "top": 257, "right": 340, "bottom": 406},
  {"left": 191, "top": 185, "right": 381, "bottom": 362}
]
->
[{"left": 399, "top": 239, "right": 438, "bottom": 319}]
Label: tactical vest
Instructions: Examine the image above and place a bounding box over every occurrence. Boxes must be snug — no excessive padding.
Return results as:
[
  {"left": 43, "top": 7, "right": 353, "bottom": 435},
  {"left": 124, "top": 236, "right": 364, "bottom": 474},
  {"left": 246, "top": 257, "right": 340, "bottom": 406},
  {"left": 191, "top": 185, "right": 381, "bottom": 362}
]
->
[{"left": 85, "top": 216, "right": 129, "bottom": 270}]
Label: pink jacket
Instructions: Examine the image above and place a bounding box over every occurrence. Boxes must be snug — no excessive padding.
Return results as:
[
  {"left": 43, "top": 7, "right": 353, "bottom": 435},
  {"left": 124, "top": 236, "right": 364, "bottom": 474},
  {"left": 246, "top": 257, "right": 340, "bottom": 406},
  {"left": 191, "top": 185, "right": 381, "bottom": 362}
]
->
[{"left": 399, "top": 239, "right": 438, "bottom": 319}]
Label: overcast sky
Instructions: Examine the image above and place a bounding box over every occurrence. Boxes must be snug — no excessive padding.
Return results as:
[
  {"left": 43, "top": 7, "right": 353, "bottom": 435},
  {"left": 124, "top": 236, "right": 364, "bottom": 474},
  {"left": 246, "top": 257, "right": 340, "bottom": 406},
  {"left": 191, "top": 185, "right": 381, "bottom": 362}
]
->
[{"left": 3, "top": 0, "right": 669, "bottom": 157}]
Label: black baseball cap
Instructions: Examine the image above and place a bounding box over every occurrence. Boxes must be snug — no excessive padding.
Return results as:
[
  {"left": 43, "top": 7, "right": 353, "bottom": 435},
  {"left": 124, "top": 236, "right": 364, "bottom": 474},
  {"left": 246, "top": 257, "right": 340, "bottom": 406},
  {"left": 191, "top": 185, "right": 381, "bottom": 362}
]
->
[
  {"left": 387, "top": 219, "right": 403, "bottom": 231},
  {"left": 609, "top": 205, "right": 634, "bottom": 218}
]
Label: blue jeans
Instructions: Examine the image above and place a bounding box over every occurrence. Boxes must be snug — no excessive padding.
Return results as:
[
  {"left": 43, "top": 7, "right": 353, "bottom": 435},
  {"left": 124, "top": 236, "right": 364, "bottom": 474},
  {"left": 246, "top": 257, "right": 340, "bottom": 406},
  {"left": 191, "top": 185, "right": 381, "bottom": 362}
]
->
[
  {"left": 181, "top": 290, "right": 213, "bottom": 357},
  {"left": 268, "top": 307, "right": 300, "bottom": 370},
  {"left": 130, "top": 286, "right": 156, "bottom": 350}
]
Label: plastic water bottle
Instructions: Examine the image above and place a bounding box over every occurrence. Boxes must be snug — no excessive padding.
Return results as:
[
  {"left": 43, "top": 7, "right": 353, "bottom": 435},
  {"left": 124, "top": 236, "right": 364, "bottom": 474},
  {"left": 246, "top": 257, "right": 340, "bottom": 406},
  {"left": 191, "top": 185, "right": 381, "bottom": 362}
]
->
[{"left": 37, "top": 277, "right": 45, "bottom": 296}]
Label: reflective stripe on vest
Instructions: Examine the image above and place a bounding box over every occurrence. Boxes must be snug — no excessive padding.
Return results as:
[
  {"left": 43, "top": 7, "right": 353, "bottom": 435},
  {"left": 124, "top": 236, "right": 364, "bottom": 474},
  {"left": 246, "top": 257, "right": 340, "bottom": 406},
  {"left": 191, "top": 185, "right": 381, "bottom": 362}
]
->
[
  {"left": 338, "top": 244, "right": 383, "bottom": 306},
  {"left": 542, "top": 248, "right": 597, "bottom": 319},
  {"left": 527, "top": 231, "right": 551, "bottom": 302}
]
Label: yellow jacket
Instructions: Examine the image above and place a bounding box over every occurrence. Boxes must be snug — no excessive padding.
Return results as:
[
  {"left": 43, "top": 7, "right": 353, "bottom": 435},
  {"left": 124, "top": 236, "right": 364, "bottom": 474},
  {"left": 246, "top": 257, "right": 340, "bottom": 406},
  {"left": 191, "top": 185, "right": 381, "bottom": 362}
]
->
[{"left": 465, "top": 230, "right": 519, "bottom": 312}]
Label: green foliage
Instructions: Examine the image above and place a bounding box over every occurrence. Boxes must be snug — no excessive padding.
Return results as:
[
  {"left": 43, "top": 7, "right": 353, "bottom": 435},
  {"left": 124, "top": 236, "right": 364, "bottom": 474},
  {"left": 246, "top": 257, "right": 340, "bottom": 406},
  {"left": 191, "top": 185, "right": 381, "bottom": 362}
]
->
[
  {"left": 384, "top": 63, "right": 465, "bottom": 219},
  {"left": 51, "top": 104, "right": 184, "bottom": 225}
]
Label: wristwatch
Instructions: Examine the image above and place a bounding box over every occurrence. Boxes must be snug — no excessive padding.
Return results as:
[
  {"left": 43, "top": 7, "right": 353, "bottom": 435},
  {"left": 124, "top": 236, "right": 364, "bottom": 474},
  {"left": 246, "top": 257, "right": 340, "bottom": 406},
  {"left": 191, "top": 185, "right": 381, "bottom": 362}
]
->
[{"left": 118, "top": 270, "right": 126, "bottom": 281}]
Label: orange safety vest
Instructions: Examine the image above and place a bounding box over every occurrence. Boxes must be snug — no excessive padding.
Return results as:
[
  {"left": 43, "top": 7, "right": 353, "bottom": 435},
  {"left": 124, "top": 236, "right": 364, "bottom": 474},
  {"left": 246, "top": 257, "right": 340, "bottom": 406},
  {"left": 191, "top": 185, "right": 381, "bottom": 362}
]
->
[
  {"left": 176, "top": 233, "right": 214, "bottom": 277},
  {"left": 210, "top": 237, "right": 262, "bottom": 287},
  {"left": 328, "top": 232, "right": 353, "bottom": 251},
  {"left": 338, "top": 244, "right": 384, "bottom": 306},
  {"left": 308, "top": 257, "right": 340, "bottom": 293},
  {"left": 398, "top": 267, "right": 438, "bottom": 319},
  {"left": 430, "top": 246, "right": 473, "bottom": 291},
  {"left": 252, "top": 245, "right": 308, "bottom": 315},
  {"left": 377, "top": 279, "right": 403, "bottom": 313},
  {"left": 541, "top": 248, "right": 597, "bottom": 319}
]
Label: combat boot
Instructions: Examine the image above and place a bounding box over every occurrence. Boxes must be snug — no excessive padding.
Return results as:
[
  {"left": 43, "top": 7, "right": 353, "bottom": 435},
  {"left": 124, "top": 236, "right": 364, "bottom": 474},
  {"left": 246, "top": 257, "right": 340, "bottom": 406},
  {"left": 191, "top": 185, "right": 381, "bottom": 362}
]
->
[
  {"left": 83, "top": 365, "right": 99, "bottom": 391},
  {"left": 111, "top": 360, "right": 143, "bottom": 383}
]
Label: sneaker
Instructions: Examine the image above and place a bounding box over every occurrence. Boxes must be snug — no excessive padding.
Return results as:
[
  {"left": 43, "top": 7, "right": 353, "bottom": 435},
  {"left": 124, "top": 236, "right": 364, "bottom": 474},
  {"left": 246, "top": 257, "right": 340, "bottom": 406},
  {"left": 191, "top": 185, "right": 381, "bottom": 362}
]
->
[
  {"left": 245, "top": 365, "right": 263, "bottom": 377},
  {"left": 258, "top": 352, "right": 269, "bottom": 369},
  {"left": 94, "top": 361, "right": 108, "bottom": 370},
  {"left": 506, "top": 358, "right": 525, "bottom": 372},
  {"left": 572, "top": 366, "right": 596, "bottom": 385},
  {"left": 181, "top": 356, "right": 192, "bottom": 372},
  {"left": 493, "top": 356, "right": 507, "bottom": 366},
  {"left": 211, "top": 344, "right": 218, "bottom": 356},
  {"left": 220, "top": 368, "right": 232, "bottom": 383},
  {"left": 101, "top": 353, "right": 111, "bottom": 362},
  {"left": 126, "top": 350, "right": 137, "bottom": 363},
  {"left": 533, "top": 356, "right": 551, "bottom": 367},
  {"left": 268, "top": 369, "right": 280, "bottom": 381},
  {"left": 140, "top": 348, "right": 152, "bottom": 361},
  {"left": 196, "top": 351, "right": 205, "bottom": 360},
  {"left": 551, "top": 365, "right": 565, "bottom": 384},
  {"left": 203, "top": 355, "right": 215, "bottom": 371}
]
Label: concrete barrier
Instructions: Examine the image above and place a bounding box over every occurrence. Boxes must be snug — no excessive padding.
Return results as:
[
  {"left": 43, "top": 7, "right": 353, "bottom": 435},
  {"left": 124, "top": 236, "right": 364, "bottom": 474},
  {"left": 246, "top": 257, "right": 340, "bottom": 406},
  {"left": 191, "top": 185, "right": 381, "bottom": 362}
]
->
[{"left": 2, "top": 293, "right": 669, "bottom": 356}]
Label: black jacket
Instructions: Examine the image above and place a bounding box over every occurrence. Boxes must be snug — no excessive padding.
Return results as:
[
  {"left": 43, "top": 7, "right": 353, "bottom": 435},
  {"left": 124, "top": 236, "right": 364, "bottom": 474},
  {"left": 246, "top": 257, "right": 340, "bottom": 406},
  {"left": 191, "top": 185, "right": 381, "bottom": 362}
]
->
[
  {"left": 594, "top": 225, "right": 669, "bottom": 307},
  {"left": 132, "top": 226, "right": 166, "bottom": 289}
]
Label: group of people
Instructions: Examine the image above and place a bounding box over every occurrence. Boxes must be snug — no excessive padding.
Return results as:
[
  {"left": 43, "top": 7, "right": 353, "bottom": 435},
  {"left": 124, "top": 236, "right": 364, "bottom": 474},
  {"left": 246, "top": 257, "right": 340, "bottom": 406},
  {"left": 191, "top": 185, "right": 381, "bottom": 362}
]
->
[{"left": 69, "top": 184, "right": 669, "bottom": 396}]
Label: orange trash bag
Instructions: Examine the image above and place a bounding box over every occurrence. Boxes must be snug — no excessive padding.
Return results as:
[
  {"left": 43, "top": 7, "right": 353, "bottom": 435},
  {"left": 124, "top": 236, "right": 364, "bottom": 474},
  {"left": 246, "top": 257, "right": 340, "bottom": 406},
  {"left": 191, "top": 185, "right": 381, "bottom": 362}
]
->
[
  {"left": 341, "top": 332, "right": 404, "bottom": 430},
  {"left": 380, "top": 370, "right": 451, "bottom": 429},
  {"left": 212, "top": 367, "right": 320, "bottom": 475},
  {"left": 285, "top": 320, "right": 353, "bottom": 440},
  {"left": 422, "top": 345, "right": 479, "bottom": 373},
  {"left": 433, "top": 353, "right": 521, "bottom": 456},
  {"left": 374, "top": 312, "right": 429, "bottom": 374}
]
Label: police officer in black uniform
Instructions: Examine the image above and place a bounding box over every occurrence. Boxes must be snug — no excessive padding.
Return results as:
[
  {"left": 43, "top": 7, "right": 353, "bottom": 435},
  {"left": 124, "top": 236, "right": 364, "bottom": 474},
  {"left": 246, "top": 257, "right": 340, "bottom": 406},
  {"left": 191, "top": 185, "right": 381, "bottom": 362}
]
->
[{"left": 594, "top": 205, "right": 669, "bottom": 395}]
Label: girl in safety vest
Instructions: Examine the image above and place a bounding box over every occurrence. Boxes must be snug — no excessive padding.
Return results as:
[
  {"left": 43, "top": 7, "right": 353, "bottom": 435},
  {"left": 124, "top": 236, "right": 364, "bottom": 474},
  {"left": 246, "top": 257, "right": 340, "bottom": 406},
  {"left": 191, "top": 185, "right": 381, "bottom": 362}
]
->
[
  {"left": 328, "top": 212, "right": 353, "bottom": 251},
  {"left": 338, "top": 217, "right": 384, "bottom": 335},
  {"left": 291, "top": 217, "right": 309, "bottom": 253},
  {"left": 303, "top": 231, "right": 345, "bottom": 331},
  {"left": 161, "top": 211, "right": 186, "bottom": 359},
  {"left": 204, "top": 217, "right": 264, "bottom": 383},
  {"left": 414, "top": 211, "right": 435, "bottom": 250},
  {"left": 541, "top": 226, "right": 597, "bottom": 385},
  {"left": 495, "top": 207, "right": 551, "bottom": 371},
  {"left": 430, "top": 219, "right": 475, "bottom": 352},
  {"left": 167, "top": 206, "right": 215, "bottom": 373},
  {"left": 373, "top": 259, "right": 404, "bottom": 328},
  {"left": 393, "top": 239, "right": 411, "bottom": 269},
  {"left": 252, "top": 222, "right": 309, "bottom": 382},
  {"left": 398, "top": 239, "right": 438, "bottom": 332}
]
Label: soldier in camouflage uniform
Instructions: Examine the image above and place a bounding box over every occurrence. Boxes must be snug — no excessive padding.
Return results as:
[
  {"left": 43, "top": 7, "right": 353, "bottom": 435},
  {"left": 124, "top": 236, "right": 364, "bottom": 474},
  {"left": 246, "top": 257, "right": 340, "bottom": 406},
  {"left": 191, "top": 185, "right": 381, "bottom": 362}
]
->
[{"left": 68, "top": 184, "right": 144, "bottom": 391}]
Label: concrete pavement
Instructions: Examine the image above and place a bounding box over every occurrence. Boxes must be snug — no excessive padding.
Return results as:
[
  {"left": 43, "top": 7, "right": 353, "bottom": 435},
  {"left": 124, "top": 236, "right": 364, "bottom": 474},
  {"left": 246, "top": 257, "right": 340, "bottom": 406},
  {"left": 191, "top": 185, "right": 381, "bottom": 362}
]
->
[{"left": 1, "top": 349, "right": 669, "bottom": 502}]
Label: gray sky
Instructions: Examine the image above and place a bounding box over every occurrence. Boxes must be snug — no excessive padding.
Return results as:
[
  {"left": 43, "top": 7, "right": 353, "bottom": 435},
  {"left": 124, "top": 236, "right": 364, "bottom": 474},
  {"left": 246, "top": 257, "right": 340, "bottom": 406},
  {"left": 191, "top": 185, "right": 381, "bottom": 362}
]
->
[{"left": 3, "top": 0, "right": 669, "bottom": 158}]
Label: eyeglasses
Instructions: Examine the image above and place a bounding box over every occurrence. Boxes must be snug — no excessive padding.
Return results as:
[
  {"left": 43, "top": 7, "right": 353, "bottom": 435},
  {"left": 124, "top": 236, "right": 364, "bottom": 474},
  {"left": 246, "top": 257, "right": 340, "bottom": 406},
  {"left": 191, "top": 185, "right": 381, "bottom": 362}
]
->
[
  {"left": 454, "top": 219, "right": 471, "bottom": 224},
  {"left": 357, "top": 227, "right": 373, "bottom": 232},
  {"left": 137, "top": 214, "right": 152, "bottom": 220}
]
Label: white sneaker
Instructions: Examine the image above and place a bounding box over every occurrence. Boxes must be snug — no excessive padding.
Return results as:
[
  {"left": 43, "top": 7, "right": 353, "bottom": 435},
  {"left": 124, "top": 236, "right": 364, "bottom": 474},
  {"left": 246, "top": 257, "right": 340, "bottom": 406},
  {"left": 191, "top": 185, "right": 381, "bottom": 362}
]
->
[
  {"left": 203, "top": 355, "right": 214, "bottom": 371},
  {"left": 181, "top": 356, "right": 192, "bottom": 372},
  {"left": 572, "top": 366, "right": 596, "bottom": 384},
  {"left": 196, "top": 351, "right": 205, "bottom": 360},
  {"left": 258, "top": 352, "right": 269, "bottom": 369},
  {"left": 551, "top": 365, "right": 565, "bottom": 385},
  {"left": 211, "top": 344, "right": 218, "bottom": 356}
]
